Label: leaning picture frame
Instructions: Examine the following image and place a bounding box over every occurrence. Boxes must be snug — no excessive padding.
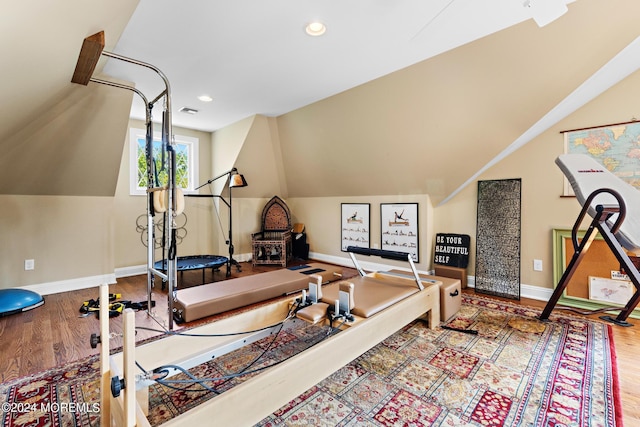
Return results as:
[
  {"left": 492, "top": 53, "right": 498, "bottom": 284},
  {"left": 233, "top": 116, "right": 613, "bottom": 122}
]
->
[
  {"left": 552, "top": 228, "right": 640, "bottom": 318},
  {"left": 341, "top": 203, "right": 370, "bottom": 252},
  {"left": 380, "top": 203, "right": 418, "bottom": 262}
]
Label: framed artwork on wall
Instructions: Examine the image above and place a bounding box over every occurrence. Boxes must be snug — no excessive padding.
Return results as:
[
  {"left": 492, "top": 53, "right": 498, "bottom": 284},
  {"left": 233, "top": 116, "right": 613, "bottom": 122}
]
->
[
  {"left": 380, "top": 203, "right": 418, "bottom": 262},
  {"left": 341, "top": 203, "right": 370, "bottom": 252}
]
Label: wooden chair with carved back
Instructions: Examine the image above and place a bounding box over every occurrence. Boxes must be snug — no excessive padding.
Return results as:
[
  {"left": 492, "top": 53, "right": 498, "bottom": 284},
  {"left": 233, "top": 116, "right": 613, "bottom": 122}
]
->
[{"left": 251, "top": 196, "right": 293, "bottom": 267}]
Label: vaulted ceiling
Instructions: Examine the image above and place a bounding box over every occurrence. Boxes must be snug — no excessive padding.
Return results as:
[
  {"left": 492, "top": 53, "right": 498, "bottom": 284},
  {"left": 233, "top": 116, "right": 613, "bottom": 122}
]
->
[{"left": 1, "top": 0, "right": 639, "bottom": 199}]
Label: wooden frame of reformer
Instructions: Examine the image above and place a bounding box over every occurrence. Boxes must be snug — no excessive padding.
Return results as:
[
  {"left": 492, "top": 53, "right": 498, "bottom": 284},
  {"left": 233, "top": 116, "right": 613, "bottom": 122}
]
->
[{"left": 100, "top": 271, "right": 440, "bottom": 426}]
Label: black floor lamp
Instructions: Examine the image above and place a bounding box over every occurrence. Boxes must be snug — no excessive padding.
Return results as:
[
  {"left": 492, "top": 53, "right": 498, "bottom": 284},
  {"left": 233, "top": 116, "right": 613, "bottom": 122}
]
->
[{"left": 195, "top": 168, "right": 248, "bottom": 277}]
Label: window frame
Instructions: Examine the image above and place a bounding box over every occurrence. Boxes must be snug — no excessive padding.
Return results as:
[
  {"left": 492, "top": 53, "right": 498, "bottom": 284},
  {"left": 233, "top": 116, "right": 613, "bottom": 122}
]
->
[{"left": 129, "top": 128, "right": 199, "bottom": 196}]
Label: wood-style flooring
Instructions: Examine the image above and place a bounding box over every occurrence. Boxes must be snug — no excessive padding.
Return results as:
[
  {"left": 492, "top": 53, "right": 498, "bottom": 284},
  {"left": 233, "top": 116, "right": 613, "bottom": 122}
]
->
[{"left": 0, "top": 261, "right": 638, "bottom": 425}]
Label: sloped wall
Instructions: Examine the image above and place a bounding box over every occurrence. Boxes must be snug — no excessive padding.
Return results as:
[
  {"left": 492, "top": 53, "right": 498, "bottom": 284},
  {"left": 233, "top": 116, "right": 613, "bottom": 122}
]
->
[
  {"left": 434, "top": 69, "right": 640, "bottom": 292},
  {"left": 275, "top": 0, "right": 640, "bottom": 205},
  {"left": 0, "top": 83, "right": 133, "bottom": 196},
  {"left": 210, "top": 115, "right": 288, "bottom": 257}
]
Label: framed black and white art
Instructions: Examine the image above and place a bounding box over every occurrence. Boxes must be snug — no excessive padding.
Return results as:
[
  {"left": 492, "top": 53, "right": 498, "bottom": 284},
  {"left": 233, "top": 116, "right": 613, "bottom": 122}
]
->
[
  {"left": 341, "top": 203, "right": 370, "bottom": 252},
  {"left": 380, "top": 203, "right": 419, "bottom": 262}
]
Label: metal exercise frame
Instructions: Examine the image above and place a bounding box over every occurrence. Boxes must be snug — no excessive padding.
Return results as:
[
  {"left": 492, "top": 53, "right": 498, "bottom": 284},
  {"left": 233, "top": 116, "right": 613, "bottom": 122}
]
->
[
  {"left": 72, "top": 31, "right": 180, "bottom": 329},
  {"left": 539, "top": 188, "right": 640, "bottom": 327}
]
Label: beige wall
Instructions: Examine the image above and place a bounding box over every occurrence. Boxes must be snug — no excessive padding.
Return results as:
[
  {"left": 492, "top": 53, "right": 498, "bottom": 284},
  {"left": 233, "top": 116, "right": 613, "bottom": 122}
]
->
[
  {"left": 0, "top": 119, "right": 217, "bottom": 292},
  {"left": 119, "top": 64, "right": 640, "bottom": 291},
  {"left": 287, "top": 195, "right": 434, "bottom": 271},
  {"left": 2, "top": 68, "right": 637, "bottom": 295},
  {"left": 434, "top": 69, "right": 640, "bottom": 291},
  {"left": 274, "top": 0, "right": 640, "bottom": 205},
  {"left": 226, "top": 193, "right": 434, "bottom": 274},
  {"left": 2, "top": 2, "right": 639, "bottom": 296},
  {"left": 0, "top": 195, "right": 114, "bottom": 288},
  {"left": 209, "top": 114, "right": 288, "bottom": 261},
  {"left": 0, "top": 83, "right": 133, "bottom": 196}
]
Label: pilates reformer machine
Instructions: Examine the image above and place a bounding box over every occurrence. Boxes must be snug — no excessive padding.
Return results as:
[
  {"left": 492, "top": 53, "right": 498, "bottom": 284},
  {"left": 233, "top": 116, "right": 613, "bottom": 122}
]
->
[
  {"left": 540, "top": 154, "right": 640, "bottom": 327},
  {"left": 71, "top": 31, "right": 183, "bottom": 330},
  {"left": 96, "top": 246, "right": 440, "bottom": 426}
]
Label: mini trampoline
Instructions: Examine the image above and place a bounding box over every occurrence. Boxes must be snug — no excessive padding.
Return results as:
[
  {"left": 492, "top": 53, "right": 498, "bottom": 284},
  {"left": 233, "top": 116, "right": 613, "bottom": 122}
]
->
[
  {"left": 155, "top": 255, "right": 228, "bottom": 288},
  {"left": 0, "top": 288, "right": 44, "bottom": 317}
]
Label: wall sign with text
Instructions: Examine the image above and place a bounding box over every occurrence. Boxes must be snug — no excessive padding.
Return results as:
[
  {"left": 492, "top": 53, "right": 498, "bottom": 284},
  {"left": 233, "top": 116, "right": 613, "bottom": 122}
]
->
[{"left": 433, "top": 233, "right": 470, "bottom": 268}]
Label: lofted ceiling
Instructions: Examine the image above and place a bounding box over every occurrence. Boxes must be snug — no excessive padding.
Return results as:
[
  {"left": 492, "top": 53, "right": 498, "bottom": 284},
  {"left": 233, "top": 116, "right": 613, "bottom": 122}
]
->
[
  {"left": 104, "top": 0, "right": 578, "bottom": 132},
  {"left": 2, "top": 0, "right": 640, "bottom": 199}
]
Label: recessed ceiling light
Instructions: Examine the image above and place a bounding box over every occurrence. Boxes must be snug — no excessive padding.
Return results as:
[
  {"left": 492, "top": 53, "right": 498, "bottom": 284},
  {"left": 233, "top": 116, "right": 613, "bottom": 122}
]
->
[
  {"left": 305, "top": 21, "right": 326, "bottom": 36},
  {"left": 198, "top": 95, "right": 213, "bottom": 102},
  {"left": 179, "top": 107, "right": 198, "bottom": 115}
]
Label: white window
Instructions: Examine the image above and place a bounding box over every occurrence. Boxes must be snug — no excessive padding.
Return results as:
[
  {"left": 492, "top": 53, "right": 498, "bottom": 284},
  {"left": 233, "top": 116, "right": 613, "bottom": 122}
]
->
[{"left": 129, "top": 128, "right": 199, "bottom": 195}]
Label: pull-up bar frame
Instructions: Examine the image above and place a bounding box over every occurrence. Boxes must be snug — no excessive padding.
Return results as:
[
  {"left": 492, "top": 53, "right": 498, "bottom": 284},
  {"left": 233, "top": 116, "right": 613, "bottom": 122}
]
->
[{"left": 72, "top": 31, "right": 179, "bottom": 329}]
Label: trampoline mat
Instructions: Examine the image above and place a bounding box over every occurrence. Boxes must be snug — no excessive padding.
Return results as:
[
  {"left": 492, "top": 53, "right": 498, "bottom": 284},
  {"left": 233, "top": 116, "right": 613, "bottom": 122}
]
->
[{"left": 155, "top": 255, "right": 228, "bottom": 271}]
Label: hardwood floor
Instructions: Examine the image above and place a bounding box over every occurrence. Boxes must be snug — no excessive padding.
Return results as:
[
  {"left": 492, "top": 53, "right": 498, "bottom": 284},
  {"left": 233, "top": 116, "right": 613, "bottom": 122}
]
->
[{"left": 1, "top": 261, "right": 638, "bottom": 425}]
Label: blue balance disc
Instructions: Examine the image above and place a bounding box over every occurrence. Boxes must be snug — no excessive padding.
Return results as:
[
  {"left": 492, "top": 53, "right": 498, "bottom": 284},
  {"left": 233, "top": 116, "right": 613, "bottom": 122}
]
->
[{"left": 0, "top": 289, "right": 44, "bottom": 317}]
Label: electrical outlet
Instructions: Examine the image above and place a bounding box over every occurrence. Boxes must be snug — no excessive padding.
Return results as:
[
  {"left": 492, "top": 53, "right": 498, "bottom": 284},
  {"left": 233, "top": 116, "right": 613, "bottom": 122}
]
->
[
  {"left": 533, "top": 259, "right": 543, "bottom": 271},
  {"left": 24, "top": 259, "right": 35, "bottom": 270}
]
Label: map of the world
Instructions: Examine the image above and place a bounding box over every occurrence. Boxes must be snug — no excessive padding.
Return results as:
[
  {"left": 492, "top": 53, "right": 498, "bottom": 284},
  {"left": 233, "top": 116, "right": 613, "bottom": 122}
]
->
[{"left": 565, "top": 121, "right": 640, "bottom": 189}]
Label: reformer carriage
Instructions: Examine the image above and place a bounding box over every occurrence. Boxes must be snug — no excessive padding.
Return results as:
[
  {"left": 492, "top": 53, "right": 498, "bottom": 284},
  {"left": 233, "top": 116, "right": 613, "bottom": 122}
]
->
[{"left": 98, "top": 247, "right": 440, "bottom": 426}]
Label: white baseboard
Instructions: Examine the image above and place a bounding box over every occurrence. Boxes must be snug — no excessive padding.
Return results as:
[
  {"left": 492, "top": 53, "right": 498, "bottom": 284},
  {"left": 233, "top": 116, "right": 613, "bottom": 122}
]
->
[
  {"left": 520, "top": 283, "right": 554, "bottom": 301},
  {"left": 18, "top": 273, "right": 116, "bottom": 296},
  {"left": 20, "top": 251, "right": 556, "bottom": 302},
  {"left": 115, "top": 264, "right": 147, "bottom": 278},
  {"left": 461, "top": 280, "right": 552, "bottom": 302}
]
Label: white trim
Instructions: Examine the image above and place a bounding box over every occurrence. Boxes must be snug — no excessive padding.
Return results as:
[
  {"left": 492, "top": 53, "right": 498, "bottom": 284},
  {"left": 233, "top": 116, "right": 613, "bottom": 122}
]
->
[
  {"left": 520, "top": 283, "right": 554, "bottom": 302},
  {"left": 115, "top": 264, "right": 147, "bottom": 278},
  {"left": 26, "top": 252, "right": 556, "bottom": 301},
  {"left": 17, "top": 273, "right": 116, "bottom": 296},
  {"left": 457, "top": 278, "right": 553, "bottom": 302}
]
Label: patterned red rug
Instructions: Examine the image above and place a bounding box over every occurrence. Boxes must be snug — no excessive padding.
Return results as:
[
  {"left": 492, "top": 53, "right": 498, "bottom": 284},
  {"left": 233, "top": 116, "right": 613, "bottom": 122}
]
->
[{"left": 0, "top": 294, "right": 622, "bottom": 426}]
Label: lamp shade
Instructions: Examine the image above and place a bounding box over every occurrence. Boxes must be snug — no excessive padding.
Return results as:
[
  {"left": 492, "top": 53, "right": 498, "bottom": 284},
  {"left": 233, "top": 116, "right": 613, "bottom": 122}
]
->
[{"left": 229, "top": 173, "right": 248, "bottom": 188}]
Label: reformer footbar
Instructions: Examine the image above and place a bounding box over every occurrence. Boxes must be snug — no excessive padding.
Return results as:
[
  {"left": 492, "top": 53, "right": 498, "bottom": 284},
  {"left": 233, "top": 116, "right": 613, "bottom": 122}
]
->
[
  {"left": 346, "top": 246, "right": 424, "bottom": 290},
  {"left": 539, "top": 154, "right": 640, "bottom": 327}
]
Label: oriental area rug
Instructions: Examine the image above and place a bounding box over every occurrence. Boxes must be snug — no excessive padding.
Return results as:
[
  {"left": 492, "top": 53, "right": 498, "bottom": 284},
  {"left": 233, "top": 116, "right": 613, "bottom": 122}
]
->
[{"left": 0, "top": 294, "right": 621, "bottom": 426}]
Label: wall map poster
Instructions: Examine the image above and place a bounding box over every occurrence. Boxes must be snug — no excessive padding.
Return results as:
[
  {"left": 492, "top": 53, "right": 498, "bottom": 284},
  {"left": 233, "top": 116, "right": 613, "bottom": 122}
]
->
[
  {"left": 380, "top": 203, "right": 419, "bottom": 262},
  {"left": 564, "top": 121, "right": 640, "bottom": 195},
  {"left": 341, "top": 203, "right": 370, "bottom": 251},
  {"left": 475, "top": 179, "right": 521, "bottom": 300}
]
